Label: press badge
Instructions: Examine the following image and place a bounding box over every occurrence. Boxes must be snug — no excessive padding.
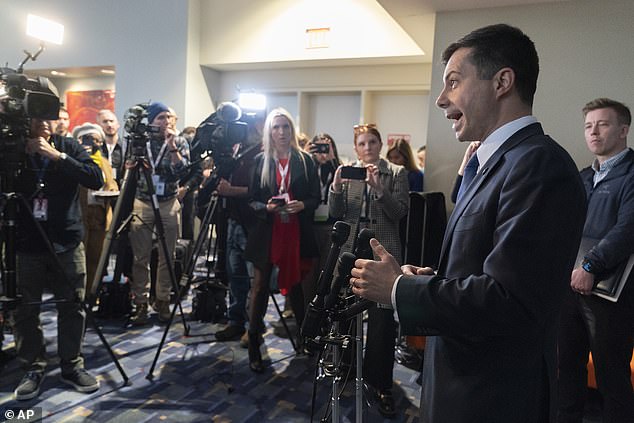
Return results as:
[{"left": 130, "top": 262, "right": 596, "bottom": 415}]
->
[
  {"left": 152, "top": 174, "right": 165, "bottom": 196},
  {"left": 314, "top": 204, "right": 329, "bottom": 222},
  {"left": 33, "top": 197, "right": 48, "bottom": 221}
]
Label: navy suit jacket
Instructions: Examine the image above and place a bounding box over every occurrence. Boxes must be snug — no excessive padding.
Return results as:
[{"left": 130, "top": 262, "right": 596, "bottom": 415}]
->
[{"left": 396, "top": 123, "right": 586, "bottom": 423}]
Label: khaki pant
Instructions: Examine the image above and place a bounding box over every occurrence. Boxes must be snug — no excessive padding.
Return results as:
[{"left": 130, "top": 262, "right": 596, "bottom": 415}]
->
[{"left": 128, "top": 197, "right": 181, "bottom": 304}]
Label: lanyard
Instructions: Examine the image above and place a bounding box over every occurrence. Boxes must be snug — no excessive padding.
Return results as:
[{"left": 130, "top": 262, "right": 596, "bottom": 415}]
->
[
  {"left": 29, "top": 154, "right": 51, "bottom": 189},
  {"left": 146, "top": 141, "right": 168, "bottom": 174},
  {"left": 277, "top": 159, "right": 290, "bottom": 194},
  {"left": 318, "top": 165, "right": 333, "bottom": 203}
]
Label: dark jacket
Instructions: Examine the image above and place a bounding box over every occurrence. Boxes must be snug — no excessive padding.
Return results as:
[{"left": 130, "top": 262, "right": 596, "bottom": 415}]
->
[
  {"left": 244, "top": 149, "right": 320, "bottom": 267},
  {"left": 580, "top": 148, "right": 634, "bottom": 280},
  {"left": 396, "top": 123, "right": 587, "bottom": 423},
  {"left": 16, "top": 135, "right": 104, "bottom": 253}
]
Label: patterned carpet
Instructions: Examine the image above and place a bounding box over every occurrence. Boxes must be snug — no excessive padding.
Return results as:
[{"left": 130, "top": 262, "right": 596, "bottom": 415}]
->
[{"left": 0, "top": 288, "right": 424, "bottom": 423}]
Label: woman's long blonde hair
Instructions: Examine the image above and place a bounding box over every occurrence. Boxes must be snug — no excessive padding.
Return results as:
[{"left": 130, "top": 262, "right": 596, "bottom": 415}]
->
[{"left": 260, "top": 108, "right": 306, "bottom": 188}]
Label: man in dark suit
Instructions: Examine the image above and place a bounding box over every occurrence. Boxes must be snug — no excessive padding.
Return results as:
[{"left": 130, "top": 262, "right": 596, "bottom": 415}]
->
[{"left": 349, "top": 24, "right": 586, "bottom": 422}]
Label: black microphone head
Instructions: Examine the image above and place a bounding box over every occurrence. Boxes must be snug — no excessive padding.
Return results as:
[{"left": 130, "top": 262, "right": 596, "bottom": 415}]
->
[
  {"left": 331, "top": 221, "right": 351, "bottom": 246},
  {"left": 358, "top": 228, "right": 375, "bottom": 245},
  {"left": 338, "top": 252, "right": 357, "bottom": 271},
  {"left": 354, "top": 228, "right": 375, "bottom": 260}
]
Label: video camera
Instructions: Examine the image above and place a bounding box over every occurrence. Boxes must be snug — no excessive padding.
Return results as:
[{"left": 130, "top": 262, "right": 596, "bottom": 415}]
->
[
  {"left": 122, "top": 103, "right": 162, "bottom": 155},
  {"left": 193, "top": 102, "right": 255, "bottom": 213},
  {"left": 193, "top": 101, "right": 248, "bottom": 176},
  {"left": 0, "top": 67, "right": 60, "bottom": 174}
]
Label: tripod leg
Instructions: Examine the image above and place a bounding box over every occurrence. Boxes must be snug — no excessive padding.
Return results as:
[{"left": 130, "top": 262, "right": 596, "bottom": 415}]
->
[
  {"left": 82, "top": 302, "right": 130, "bottom": 384},
  {"left": 135, "top": 165, "right": 187, "bottom": 326},
  {"left": 147, "top": 193, "right": 220, "bottom": 378},
  {"left": 270, "top": 293, "right": 299, "bottom": 353},
  {"left": 90, "top": 160, "right": 138, "bottom": 305}
]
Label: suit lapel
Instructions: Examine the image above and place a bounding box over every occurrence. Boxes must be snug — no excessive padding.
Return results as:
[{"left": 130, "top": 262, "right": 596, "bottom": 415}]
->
[{"left": 438, "top": 123, "right": 545, "bottom": 268}]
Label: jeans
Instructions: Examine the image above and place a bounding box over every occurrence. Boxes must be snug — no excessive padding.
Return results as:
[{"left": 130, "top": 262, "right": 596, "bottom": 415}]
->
[
  {"left": 13, "top": 244, "right": 87, "bottom": 373},
  {"left": 226, "top": 219, "right": 252, "bottom": 327}
]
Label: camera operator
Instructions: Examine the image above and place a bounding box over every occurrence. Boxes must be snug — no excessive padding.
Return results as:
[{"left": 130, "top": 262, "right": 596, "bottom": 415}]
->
[
  {"left": 11, "top": 117, "right": 104, "bottom": 400},
  {"left": 328, "top": 124, "right": 409, "bottom": 418},
  {"left": 128, "top": 102, "right": 190, "bottom": 325},
  {"left": 214, "top": 115, "right": 264, "bottom": 342}
]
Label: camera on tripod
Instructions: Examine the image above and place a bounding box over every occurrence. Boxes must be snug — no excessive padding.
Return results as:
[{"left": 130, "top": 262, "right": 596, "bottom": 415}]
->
[
  {"left": 194, "top": 101, "right": 252, "bottom": 213},
  {"left": 122, "top": 103, "right": 162, "bottom": 154},
  {"left": 0, "top": 68, "right": 60, "bottom": 168}
]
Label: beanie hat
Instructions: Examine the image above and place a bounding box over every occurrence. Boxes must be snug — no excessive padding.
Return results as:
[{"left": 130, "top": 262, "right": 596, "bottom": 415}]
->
[
  {"left": 147, "top": 102, "right": 169, "bottom": 125},
  {"left": 71, "top": 122, "right": 106, "bottom": 141}
]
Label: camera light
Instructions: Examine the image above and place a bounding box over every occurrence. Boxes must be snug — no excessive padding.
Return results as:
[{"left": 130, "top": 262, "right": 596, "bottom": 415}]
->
[
  {"left": 238, "top": 93, "right": 266, "bottom": 112},
  {"left": 26, "top": 14, "right": 64, "bottom": 45}
]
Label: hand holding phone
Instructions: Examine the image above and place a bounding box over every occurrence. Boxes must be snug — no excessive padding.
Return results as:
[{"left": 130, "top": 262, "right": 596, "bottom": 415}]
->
[{"left": 340, "top": 166, "right": 367, "bottom": 180}]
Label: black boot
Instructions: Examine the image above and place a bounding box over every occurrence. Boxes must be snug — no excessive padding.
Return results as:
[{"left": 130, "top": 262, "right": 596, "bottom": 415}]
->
[{"left": 248, "top": 332, "right": 264, "bottom": 373}]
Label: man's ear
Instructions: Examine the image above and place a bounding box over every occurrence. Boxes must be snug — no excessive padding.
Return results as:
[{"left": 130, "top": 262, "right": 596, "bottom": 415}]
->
[{"left": 493, "top": 67, "right": 515, "bottom": 99}]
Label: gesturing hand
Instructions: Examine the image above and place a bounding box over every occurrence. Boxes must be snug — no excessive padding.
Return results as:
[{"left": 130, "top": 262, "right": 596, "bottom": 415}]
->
[{"left": 349, "top": 238, "right": 402, "bottom": 304}]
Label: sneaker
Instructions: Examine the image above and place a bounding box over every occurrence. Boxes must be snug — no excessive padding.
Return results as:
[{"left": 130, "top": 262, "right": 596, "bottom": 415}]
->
[
  {"left": 14, "top": 370, "right": 44, "bottom": 401},
  {"left": 130, "top": 303, "right": 149, "bottom": 326},
  {"left": 154, "top": 300, "right": 171, "bottom": 322},
  {"left": 215, "top": 325, "right": 245, "bottom": 342},
  {"left": 60, "top": 368, "right": 99, "bottom": 393},
  {"left": 240, "top": 331, "right": 263, "bottom": 348}
]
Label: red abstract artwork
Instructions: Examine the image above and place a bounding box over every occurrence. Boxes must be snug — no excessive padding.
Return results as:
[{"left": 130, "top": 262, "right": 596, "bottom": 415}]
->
[{"left": 66, "top": 90, "right": 115, "bottom": 130}]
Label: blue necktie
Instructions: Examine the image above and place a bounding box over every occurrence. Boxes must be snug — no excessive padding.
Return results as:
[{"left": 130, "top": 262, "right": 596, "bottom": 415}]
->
[{"left": 457, "top": 153, "right": 479, "bottom": 202}]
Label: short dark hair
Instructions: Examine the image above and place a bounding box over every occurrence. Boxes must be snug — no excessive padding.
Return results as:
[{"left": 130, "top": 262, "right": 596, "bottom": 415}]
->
[
  {"left": 442, "top": 24, "right": 539, "bottom": 106},
  {"left": 582, "top": 98, "right": 631, "bottom": 126}
]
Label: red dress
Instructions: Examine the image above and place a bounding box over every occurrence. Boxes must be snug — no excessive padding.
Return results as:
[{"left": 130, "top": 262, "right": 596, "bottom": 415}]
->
[{"left": 269, "top": 158, "right": 301, "bottom": 295}]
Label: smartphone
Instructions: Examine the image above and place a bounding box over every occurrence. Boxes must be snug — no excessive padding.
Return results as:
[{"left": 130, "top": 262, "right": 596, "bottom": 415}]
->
[
  {"left": 270, "top": 196, "right": 287, "bottom": 206},
  {"left": 312, "top": 143, "right": 330, "bottom": 154},
  {"left": 341, "top": 166, "right": 367, "bottom": 180}
]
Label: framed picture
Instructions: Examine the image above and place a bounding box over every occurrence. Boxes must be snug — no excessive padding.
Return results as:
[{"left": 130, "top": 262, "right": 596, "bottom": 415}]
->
[{"left": 66, "top": 89, "right": 115, "bottom": 130}]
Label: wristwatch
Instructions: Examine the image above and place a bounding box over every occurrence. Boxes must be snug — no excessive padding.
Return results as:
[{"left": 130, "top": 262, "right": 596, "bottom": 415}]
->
[
  {"left": 581, "top": 258, "right": 597, "bottom": 274},
  {"left": 59, "top": 152, "right": 68, "bottom": 161}
]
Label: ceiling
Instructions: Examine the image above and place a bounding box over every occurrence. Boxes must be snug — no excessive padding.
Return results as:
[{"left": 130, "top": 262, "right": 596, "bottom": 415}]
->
[
  {"left": 378, "top": 0, "right": 569, "bottom": 16},
  {"left": 27, "top": 0, "right": 569, "bottom": 79}
]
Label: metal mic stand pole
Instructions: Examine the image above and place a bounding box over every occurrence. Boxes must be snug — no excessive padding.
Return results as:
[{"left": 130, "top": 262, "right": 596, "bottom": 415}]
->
[{"left": 355, "top": 313, "right": 364, "bottom": 423}]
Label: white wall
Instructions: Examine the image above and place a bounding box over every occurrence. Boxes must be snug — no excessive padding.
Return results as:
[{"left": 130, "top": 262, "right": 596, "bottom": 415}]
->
[
  {"left": 425, "top": 0, "right": 634, "bottom": 204},
  {"left": 0, "top": 0, "right": 212, "bottom": 128}
]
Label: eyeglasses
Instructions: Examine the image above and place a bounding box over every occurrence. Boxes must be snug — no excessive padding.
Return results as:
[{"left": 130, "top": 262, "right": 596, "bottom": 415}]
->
[{"left": 353, "top": 123, "right": 376, "bottom": 134}]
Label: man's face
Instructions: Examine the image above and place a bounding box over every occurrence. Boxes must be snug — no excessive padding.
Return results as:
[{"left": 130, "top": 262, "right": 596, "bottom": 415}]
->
[
  {"left": 55, "top": 110, "right": 70, "bottom": 136},
  {"left": 98, "top": 111, "right": 120, "bottom": 137},
  {"left": 584, "top": 108, "right": 628, "bottom": 159},
  {"left": 436, "top": 47, "right": 498, "bottom": 142},
  {"left": 151, "top": 111, "right": 172, "bottom": 134},
  {"left": 30, "top": 118, "right": 53, "bottom": 139}
]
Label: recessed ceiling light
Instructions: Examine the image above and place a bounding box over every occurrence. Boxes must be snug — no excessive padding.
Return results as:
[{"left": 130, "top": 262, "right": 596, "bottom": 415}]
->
[{"left": 100, "top": 69, "right": 115, "bottom": 75}]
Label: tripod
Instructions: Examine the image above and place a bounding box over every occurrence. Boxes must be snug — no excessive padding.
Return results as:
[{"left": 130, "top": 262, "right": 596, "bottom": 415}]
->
[
  {"left": 90, "top": 136, "right": 188, "bottom": 365},
  {"left": 0, "top": 151, "right": 128, "bottom": 386}
]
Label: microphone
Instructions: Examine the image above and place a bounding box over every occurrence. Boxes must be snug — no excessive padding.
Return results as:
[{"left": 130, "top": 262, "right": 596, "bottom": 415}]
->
[
  {"left": 301, "top": 221, "right": 351, "bottom": 339},
  {"left": 334, "top": 298, "right": 375, "bottom": 322},
  {"left": 324, "top": 252, "right": 357, "bottom": 310},
  {"left": 315, "top": 221, "right": 351, "bottom": 300},
  {"left": 354, "top": 228, "right": 375, "bottom": 260}
]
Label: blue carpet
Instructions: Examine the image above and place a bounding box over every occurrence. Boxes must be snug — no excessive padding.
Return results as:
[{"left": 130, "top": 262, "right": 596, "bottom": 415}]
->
[{"left": 0, "top": 291, "right": 424, "bottom": 422}]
